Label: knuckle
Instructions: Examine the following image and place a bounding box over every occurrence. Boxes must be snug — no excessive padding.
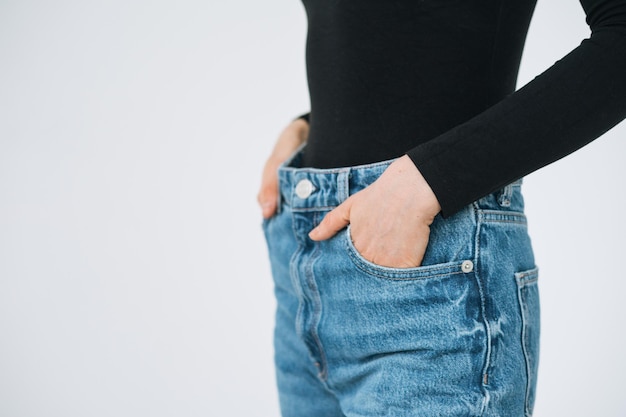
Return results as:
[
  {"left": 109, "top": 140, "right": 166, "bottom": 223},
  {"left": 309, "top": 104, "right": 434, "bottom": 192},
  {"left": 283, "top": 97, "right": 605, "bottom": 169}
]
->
[{"left": 323, "top": 211, "right": 336, "bottom": 224}]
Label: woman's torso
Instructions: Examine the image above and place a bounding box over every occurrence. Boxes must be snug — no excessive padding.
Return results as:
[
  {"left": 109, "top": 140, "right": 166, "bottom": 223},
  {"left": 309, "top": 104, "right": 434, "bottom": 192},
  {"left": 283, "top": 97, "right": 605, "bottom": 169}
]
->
[{"left": 301, "top": 0, "right": 537, "bottom": 168}]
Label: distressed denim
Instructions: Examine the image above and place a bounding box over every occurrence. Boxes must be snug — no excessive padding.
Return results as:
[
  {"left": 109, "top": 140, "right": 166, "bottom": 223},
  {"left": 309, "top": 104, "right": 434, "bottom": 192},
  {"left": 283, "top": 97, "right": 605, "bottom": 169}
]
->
[{"left": 263, "top": 150, "right": 540, "bottom": 417}]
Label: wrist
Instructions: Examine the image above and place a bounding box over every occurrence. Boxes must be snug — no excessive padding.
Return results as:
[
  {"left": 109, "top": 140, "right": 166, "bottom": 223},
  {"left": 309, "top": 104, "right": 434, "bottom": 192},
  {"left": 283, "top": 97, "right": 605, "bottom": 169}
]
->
[
  {"left": 291, "top": 116, "right": 309, "bottom": 130},
  {"left": 287, "top": 118, "right": 309, "bottom": 145},
  {"left": 395, "top": 155, "right": 441, "bottom": 218}
]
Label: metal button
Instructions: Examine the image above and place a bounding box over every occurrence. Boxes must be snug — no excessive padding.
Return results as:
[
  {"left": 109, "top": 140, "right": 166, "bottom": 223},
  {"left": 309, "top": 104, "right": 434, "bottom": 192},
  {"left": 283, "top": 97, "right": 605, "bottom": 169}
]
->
[
  {"left": 295, "top": 179, "right": 315, "bottom": 199},
  {"left": 461, "top": 260, "right": 474, "bottom": 273}
]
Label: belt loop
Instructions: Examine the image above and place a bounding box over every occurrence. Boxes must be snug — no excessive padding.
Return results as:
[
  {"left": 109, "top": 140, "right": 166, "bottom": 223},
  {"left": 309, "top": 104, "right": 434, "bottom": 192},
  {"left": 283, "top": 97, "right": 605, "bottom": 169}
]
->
[
  {"left": 498, "top": 183, "right": 513, "bottom": 207},
  {"left": 336, "top": 169, "right": 351, "bottom": 203},
  {"left": 276, "top": 188, "right": 283, "bottom": 214}
]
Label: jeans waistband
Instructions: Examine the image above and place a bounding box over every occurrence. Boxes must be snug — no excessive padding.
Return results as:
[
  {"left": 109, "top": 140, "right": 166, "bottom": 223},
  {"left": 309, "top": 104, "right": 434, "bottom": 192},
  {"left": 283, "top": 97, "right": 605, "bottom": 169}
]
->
[
  {"left": 277, "top": 147, "right": 523, "bottom": 213},
  {"left": 277, "top": 148, "right": 396, "bottom": 211}
]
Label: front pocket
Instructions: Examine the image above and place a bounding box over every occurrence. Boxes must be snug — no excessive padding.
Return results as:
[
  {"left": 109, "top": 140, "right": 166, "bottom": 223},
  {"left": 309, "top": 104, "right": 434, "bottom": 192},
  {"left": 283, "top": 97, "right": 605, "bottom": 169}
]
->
[
  {"left": 344, "top": 225, "right": 476, "bottom": 281},
  {"left": 515, "top": 267, "right": 540, "bottom": 416}
]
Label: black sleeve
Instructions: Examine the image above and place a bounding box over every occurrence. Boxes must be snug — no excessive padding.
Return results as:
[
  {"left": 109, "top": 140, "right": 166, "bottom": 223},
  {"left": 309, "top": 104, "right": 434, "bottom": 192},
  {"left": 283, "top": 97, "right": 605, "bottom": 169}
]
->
[{"left": 407, "top": 0, "right": 626, "bottom": 217}]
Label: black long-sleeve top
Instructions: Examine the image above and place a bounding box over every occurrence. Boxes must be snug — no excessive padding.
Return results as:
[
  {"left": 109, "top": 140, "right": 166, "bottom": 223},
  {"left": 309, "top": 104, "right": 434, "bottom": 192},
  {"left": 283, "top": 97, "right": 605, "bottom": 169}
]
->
[{"left": 298, "top": 0, "right": 626, "bottom": 217}]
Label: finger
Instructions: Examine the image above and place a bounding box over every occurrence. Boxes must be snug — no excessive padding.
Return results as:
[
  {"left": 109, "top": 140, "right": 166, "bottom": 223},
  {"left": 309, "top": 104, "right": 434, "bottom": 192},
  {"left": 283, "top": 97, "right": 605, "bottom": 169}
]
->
[
  {"left": 257, "top": 182, "right": 278, "bottom": 218},
  {"left": 257, "top": 167, "right": 279, "bottom": 219},
  {"left": 258, "top": 194, "right": 277, "bottom": 219},
  {"left": 309, "top": 198, "right": 352, "bottom": 241}
]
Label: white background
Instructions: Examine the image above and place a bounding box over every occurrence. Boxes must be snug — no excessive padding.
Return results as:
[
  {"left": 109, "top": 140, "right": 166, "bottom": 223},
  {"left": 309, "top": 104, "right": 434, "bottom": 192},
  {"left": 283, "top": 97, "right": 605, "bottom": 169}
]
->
[{"left": 1, "top": 0, "right": 624, "bottom": 416}]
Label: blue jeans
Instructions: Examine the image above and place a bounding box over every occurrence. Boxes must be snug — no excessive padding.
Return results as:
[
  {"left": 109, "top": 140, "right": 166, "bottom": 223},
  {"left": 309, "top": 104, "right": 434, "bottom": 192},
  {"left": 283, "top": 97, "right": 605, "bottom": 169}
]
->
[{"left": 263, "top": 151, "right": 540, "bottom": 417}]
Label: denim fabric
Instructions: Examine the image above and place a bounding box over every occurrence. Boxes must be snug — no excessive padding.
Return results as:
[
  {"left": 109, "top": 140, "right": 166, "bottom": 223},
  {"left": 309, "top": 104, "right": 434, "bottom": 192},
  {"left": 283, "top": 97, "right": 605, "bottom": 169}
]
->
[{"left": 263, "top": 150, "right": 540, "bottom": 417}]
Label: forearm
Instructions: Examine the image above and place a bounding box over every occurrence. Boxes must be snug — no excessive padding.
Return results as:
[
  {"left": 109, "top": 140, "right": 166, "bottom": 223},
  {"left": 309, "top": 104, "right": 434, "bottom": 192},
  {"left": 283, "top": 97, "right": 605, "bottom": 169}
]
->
[{"left": 408, "top": 3, "right": 626, "bottom": 217}]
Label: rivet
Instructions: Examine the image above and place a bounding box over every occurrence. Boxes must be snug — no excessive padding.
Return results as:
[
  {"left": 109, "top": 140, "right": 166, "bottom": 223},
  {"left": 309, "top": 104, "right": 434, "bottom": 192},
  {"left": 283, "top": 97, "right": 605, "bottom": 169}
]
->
[{"left": 461, "top": 260, "right": 474, "bottom": 273}]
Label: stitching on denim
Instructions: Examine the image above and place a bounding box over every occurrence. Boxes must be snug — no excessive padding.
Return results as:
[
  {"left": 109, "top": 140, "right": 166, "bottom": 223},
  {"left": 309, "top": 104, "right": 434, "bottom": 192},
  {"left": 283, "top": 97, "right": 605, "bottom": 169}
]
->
[
  {"left": 480, "top": 210, "right": 527, "bottom": 225},
  {"left": 289, "top": 239, "right": 305, "bottom": 341},
  {"left": 515, "top": 267, "right": 539, "bottom": 416},
  {"left": 307, "top": 211, "right": 331, "bottom": 382},
  {"left": 344, "top": 227, "right": 468, "bottom": 281},
  {"left": 473, "top": 202, "right": 491, "bottom": 417},
  {"left": 352, "top": 264, "right": 465, "bottom": 281},
  {"left": 348, "top": 249, "right": 466, "bottom": 281},
  {"left": 515, "top": 269, "right": 537, "bottom": 417},
  {"left": 292, "top": 205, "right": 338, "bottom": 213},
  {"left": 515, "top": 268, "right": 539, "bottom": 286}
]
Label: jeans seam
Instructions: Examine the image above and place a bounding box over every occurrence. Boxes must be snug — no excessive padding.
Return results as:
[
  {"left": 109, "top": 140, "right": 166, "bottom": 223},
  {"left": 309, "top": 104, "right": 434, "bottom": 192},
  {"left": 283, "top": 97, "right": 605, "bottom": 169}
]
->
[
  {"left": 480, "top": 210, "right": 527, "bottom": 225},
  {"left": 309, "top": 213, "right": 330, "bottom": 383},
  {"left": 288, "top": 211, "right": 329, "bottom": 383},
  {"left": 473, "top": 202, "right": 491, "bottom": 417},
  {"left": 515, "top": 268, "right": 539, "bottom": 417},
  {"left": 516, "top": 282, "right": 532, "bottom": 416},
  {"left": 292, "top": 205, "right": 339, "bottom": 212}
]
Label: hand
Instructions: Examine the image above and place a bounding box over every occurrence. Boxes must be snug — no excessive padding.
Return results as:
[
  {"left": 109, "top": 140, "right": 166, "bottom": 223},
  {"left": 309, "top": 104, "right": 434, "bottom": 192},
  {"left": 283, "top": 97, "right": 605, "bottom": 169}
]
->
[
  {"left": 308, "top": 155, "right": 441, "bottom": 268},
  {"left": 257, "top": 118, "right": 310, "bottom": 218}
]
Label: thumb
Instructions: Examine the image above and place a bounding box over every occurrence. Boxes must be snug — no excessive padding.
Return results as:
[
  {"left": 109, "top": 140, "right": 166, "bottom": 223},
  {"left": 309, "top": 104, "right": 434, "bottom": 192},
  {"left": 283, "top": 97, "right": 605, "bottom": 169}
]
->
[{"left": 309, "top": 198, "right": 353, "bottom": 241}]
